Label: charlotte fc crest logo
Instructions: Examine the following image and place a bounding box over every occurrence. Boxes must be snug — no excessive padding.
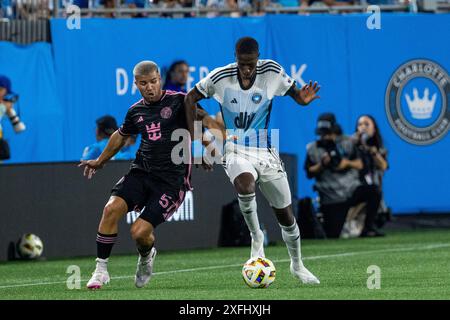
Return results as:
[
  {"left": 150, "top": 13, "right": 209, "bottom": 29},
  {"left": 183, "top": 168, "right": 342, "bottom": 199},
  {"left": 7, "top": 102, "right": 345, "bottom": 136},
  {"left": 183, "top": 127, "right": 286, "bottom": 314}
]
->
[
  {"left": 385, "top": 59, "right": 449, "bottom": 145},
  {"left": 252, "top": 93, "right": 262, "bottom": 104}
]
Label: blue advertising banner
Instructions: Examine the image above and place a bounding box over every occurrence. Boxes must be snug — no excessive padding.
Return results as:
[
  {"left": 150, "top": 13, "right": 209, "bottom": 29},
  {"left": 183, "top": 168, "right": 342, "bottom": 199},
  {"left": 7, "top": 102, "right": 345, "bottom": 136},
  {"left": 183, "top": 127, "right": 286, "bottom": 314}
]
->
[
  {"left": 0, "top": 41, "right": 64, "bottom": 163},
  {"left": 266, "top": 14, "right": 450, "bottom": 213},
  {"left": 4, "top": 14, "right": 449, "bottom": 213}
]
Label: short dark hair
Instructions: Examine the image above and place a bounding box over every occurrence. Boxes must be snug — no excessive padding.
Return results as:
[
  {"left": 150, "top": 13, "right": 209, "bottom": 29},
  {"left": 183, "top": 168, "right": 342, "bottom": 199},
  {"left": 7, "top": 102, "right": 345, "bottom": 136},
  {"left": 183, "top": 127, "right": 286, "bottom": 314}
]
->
[
  {"left": 96, "top": 115, "right": 118, "bottom": 137},
  {"left": 235, "top": 37, "right": 259, "bottom": 55},
  {"left": 133, "top": 61, "right": 159, "bottom": 77}
]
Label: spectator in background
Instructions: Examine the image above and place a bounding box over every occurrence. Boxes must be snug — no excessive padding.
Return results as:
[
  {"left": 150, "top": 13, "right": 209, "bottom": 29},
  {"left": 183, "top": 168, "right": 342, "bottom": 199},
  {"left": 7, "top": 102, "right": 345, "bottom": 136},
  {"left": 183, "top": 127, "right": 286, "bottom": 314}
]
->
[
  {"left": 102, "top": 0, "right": 116, "bottom": 18},
  {"left": 299, "top": 0, "right": 354, "bottom": 9},
  {"left": 160, "top": 0, "right": 183, "bottom": 17},
  {"left": 81, "top": 115, "right": 118, "bottom": 160},
  {"left": 125, "top": 0, "right": 150, "bottom": 17},
  {"left": 250, "top": 0, "right": 271, "bottom": 16},
  {"left": 304, "top": 113, "right": 384, "bottom": 238},
  {"left": 163, "top": 60, "right": 189, "bottom": 92},
  {"left": 15, "top": 0, "right": 37, "bottom": 19},
  {"left": 179, "top": 0, "right": 194, "bottom": 17},
  {"left": 0, "top": 0, "right": 14, "bottom": 19},
  {"left": 203, "top": 0, "right": 243, "bottom": 17},
  {"left": 14, "top": 0, "right": 59, "bottom": 19}
]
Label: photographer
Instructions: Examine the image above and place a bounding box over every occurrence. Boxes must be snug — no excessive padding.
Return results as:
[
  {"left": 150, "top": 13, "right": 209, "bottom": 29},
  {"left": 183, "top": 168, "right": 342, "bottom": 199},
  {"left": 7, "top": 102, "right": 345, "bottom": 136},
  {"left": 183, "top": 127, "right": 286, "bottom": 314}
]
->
[
  {"left": 353, "top": 115, "right": 388, "bottom": 185},
  {"left": 304, "top": 113, "right": 383, "bottom": 238},
  {"left": 353, "top": 115, "right": 390, "bottom": 227},
  {"left": 0, "top": 75, "right": 26, "bottom": 160}
]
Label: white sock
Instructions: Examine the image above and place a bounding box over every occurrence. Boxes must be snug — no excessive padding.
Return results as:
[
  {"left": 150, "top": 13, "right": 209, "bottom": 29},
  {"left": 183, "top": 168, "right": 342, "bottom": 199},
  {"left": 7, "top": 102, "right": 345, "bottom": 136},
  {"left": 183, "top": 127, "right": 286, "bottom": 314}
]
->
[
  {"left": 95, "top": 258, "right": 108, "bottom": 272},
  {"left": 279, "top": 221, "right": 304, "bottom": 269},
  {"left": 238, "top": 193, "right": 262, "bottom": 237}
]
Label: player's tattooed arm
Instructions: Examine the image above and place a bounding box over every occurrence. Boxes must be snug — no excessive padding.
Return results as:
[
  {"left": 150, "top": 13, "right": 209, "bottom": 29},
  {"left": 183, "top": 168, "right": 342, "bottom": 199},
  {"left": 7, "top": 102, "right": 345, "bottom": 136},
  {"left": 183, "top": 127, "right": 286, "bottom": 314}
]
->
[
  {"left": 78, "top": 130, "right": 127, "bottom": 179},
  {"left": 184, "top": 87, "right": 205, "bottom": 139},
  {"left": 287, "top": 80, "right": 321, "bottom": 106}
]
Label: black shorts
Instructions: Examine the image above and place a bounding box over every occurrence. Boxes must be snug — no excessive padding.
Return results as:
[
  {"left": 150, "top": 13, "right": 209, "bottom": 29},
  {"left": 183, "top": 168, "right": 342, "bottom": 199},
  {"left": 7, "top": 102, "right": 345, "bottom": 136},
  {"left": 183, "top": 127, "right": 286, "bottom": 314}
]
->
[{"left": 111, "top": 168, "right": 188, "bottom": 227}]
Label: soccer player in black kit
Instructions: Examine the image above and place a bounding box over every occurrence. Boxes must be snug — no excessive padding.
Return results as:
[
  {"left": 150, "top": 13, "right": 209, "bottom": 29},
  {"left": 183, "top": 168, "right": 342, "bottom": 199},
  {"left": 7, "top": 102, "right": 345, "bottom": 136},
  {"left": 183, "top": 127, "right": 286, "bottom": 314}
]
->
[{"left": 79, "top": 61, "right": 195, "bottom": 290}]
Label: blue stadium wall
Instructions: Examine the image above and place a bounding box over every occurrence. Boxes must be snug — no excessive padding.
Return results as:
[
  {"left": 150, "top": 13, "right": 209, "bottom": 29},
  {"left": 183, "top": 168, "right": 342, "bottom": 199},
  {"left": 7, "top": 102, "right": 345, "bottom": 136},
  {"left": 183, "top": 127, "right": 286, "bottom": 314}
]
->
[{"left": 0, "top": 14, "right": 449, "bottom": 214}]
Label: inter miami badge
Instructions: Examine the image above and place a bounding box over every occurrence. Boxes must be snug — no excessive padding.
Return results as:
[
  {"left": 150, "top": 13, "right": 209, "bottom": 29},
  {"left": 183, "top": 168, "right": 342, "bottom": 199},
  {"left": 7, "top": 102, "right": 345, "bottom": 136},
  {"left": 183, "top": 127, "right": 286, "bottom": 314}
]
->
[{"left": 160, "top": 107, "right": 172, "bottom": 119}]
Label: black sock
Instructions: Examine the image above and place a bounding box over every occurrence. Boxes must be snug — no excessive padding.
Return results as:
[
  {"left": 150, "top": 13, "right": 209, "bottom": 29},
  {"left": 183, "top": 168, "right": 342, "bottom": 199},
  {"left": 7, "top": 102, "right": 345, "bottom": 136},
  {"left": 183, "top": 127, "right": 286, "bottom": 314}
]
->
[
  {"left": 137, "top": 244, "right": 153, "bottom": 257},
  {"left": 96, "top": 232, "right": 118, "bottom": 259}
]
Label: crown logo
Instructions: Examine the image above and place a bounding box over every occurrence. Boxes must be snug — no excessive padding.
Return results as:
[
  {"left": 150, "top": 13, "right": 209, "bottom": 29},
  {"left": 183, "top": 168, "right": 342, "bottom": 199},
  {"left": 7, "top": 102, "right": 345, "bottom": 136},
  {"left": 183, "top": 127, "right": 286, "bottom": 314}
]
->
[{"left": 405, "top": 88, "right": 436, "bottom": 120}]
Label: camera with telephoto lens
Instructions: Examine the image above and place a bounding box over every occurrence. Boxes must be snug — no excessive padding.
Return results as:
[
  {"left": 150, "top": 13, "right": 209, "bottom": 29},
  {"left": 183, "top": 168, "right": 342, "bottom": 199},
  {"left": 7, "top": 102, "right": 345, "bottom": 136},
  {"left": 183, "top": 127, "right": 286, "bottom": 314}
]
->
[
  {"left": 6, "top": 105, "right": 26, "bottom": 133},
  {"left": 317, "top": 138, "right": 342, "bottom": 170}
]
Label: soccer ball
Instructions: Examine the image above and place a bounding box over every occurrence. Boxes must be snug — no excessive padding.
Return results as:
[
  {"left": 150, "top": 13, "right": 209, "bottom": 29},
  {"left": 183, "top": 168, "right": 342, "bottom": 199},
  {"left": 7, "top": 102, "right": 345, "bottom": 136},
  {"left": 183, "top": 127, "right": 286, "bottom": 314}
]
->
[
  {"left": 242, "top": 257, "right": 276, "bottom": 288},
  {"left": 16, "top": 234, "right": 44, "bottom": 260}
]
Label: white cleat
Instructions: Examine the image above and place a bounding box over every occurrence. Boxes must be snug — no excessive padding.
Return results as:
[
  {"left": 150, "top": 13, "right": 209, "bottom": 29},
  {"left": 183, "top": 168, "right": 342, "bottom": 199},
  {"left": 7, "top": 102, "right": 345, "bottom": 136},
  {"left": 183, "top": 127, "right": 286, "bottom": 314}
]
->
[
  {"left": 135, "top": 247, "right": 157, "bottom": 288},
  {"left": 86, "top": 269, "right": 110, "bottom": 290},
  {"left": 290, "top": 263, "right": 320, "bottom": 285},
  {"left": 251, "top": 230, "right": 265, "bottom": 258}
]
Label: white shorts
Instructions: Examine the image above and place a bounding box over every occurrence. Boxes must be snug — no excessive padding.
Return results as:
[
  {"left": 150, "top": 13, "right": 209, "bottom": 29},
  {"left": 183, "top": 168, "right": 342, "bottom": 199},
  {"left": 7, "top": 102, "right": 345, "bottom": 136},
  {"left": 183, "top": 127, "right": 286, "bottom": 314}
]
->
[{"left": 222, "top": 143, "right": 292, "bottom": 209}]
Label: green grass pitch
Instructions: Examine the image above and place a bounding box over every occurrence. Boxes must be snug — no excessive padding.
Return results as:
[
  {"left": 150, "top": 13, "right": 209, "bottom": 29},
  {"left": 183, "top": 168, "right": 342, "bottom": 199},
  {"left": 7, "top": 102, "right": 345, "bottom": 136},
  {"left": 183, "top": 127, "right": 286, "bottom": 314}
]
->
[{"left": 1, "top": 229, "right": 450, "bottom": 300}]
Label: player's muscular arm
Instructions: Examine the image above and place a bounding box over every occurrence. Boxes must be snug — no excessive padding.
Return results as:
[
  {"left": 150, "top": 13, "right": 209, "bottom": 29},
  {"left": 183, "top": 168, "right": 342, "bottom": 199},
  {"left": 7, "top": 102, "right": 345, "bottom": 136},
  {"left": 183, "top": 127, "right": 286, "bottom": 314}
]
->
[
  {"left": 287, "top": 80, "right": 321, "bottom": 106},
  {"left": 184, "top": 88, "right": 205, "bottom": 139},
  {"left": 96, "top": 131, "right": 127, "bottom": 165},
  {"left": 197, "top": 108, "right": 226, "bottom": 141},
  {"left": 78, "top": 131, "right": 127, "bottom": 179}
]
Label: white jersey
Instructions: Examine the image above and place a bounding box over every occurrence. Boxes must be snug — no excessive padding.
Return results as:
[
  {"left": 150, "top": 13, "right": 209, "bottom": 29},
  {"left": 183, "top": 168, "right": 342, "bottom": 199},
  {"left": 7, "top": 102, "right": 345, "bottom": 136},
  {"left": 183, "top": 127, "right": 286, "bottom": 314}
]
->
[{"left": 196, "top": 59, "right": 295, "bottom": 148}]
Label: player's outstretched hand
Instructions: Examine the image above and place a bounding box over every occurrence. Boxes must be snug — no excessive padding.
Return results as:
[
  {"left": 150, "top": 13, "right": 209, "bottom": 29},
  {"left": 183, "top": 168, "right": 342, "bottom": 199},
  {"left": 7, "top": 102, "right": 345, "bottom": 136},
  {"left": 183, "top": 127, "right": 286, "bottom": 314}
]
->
[
  {"left": 78, "top": 159, "right": 104, "bottom": 179},
  {"left": 300, "top": 80, "right": 321, "bottom": 105}
]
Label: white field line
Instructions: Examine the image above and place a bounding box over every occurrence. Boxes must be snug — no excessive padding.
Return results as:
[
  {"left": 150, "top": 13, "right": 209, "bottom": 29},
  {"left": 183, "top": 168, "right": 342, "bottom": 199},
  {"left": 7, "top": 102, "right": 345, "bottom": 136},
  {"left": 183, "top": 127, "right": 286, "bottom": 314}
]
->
[{"left": 0, "top": 242, "right": 449, "bottom": 290}]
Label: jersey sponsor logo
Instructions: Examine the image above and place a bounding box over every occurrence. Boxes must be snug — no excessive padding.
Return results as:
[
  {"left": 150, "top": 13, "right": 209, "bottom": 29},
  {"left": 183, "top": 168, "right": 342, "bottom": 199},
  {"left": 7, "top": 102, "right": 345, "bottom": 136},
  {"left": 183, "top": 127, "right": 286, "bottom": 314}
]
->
[
  {"left": 146, "top": 122, "right": 162, "bottom": 141},
  {"left": 252, "top": 93, "right": 262, "bottom": 104},
  {"left": 137, "top": 116, "right": 144, "bottom": 123},
  {"left": 234, "top": 112, "right": 256, "bottom": 130},
  {"left": 385, "top": 59, "right": 449, "bottom": 145},
  {"left": 230, "top": 98, "right": 238, "bottom": 104},
  {"left": 160, "top": 107, "right": 173, "bottom": 119}
]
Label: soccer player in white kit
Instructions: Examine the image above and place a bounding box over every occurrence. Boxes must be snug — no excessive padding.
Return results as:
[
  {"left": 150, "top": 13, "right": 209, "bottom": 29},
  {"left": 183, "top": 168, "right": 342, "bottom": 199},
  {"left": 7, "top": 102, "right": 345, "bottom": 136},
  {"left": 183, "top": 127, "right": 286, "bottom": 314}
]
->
[{"left": 185, "top": 37, "right": 321, "bottom": 284}]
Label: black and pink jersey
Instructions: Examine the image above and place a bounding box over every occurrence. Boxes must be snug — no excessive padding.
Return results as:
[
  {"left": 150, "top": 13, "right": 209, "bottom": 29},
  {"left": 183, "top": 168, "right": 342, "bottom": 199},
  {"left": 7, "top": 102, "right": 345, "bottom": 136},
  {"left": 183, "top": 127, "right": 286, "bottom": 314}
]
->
[{"left": 118, "top": 90, "right": 191, "bottom": 188}]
